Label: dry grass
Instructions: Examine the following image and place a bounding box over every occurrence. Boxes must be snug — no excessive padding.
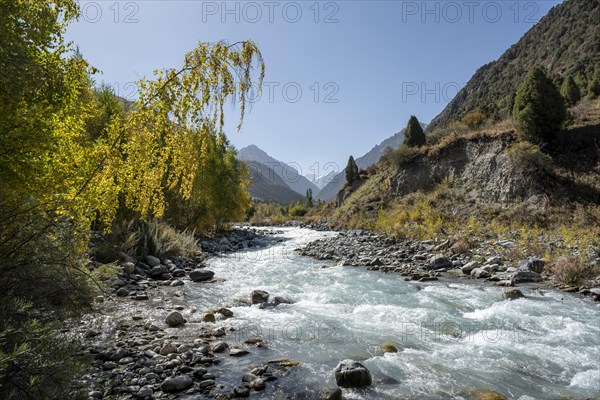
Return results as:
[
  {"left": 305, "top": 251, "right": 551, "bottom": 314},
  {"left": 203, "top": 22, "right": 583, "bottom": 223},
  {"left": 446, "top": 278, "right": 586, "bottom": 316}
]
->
[
  {"left": 551, "top": 255, "right": 596, "bottom": 286},
  {"left": 94, "top": 219, "right": 199, "bottom": 261}
]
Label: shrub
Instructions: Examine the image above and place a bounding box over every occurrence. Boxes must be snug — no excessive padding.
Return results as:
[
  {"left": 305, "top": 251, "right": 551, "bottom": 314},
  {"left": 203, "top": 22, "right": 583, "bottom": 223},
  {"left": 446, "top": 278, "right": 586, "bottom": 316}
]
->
[
  {"left": 552, "top": 255, "right": 594, "bottom": 286},
  {"left": 507, "top": 141, "right": 553, "bottom": 173},
  {"left": 560, "top": 76, "right": 581, "bottom": 106},
  {"left": 513, "top": 67, "right": 566, "bottom": 144},
  {"left": 462, "top": 111, "right": 487, "bottom": 130},
  {"left": 380, "top": 144, "right": 419, "bottom": 167},
  {"left": 404, "top": 115, "right": 426, "bottom": 147},
  {"left": 288, "top": 203, "right": 308, "bottom": 217}
]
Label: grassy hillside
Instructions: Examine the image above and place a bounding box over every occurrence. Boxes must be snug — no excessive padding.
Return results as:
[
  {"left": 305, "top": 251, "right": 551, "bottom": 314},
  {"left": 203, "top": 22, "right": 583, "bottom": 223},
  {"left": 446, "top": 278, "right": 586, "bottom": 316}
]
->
[{"left": 428, "top": 0, "right": 600, "bottom": 131}]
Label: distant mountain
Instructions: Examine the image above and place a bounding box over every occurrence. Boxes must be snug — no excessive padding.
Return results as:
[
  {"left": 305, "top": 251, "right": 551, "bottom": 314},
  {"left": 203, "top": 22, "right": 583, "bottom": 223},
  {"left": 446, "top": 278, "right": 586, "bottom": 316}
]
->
[
  {"left": 238, "top": 145, "right": 319, "bottom": 196},
  {"left": 245, "top": 161, "right": 305, "bottom": 204},
  {"left": 317, "top": 124, "right": 426, "bottom": 201},
  {"left": 428, "top": 0, "right": 600, "bottom": 131},
  {"left": 305, "top": 170, "right": 338, "bottom": 190}
]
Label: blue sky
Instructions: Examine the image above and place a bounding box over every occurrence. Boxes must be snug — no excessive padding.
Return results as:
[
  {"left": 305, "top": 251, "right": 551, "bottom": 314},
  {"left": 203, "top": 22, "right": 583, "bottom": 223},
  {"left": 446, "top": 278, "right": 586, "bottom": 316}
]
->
[{"left": 66, "top": 0, "right": 561, "bottom": 177}]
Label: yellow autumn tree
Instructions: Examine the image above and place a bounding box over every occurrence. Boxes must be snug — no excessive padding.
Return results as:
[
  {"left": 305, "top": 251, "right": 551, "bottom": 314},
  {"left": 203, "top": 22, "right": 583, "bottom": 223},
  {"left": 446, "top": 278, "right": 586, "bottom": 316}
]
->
[{"left": 0, "top": 0, "right": 264, "bottom": 397}]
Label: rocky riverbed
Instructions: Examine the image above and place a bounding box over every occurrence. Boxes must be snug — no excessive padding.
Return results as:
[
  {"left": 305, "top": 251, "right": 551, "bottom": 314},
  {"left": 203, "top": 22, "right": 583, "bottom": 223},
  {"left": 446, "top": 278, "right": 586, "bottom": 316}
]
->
[
  {"left": 296, "top": 229, "right": 600, "bottom": 301},
  {"left": 78, "top": 227, "right": 324, "bottom": 400},
  {"left": 77, "top": 226, "right": 600, "bottom": 400}
]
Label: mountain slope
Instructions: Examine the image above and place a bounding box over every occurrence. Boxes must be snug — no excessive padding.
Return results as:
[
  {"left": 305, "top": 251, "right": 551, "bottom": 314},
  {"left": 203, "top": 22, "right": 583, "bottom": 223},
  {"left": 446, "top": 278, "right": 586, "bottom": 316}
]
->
[
  {"left": 245, "top": 161, "right": 305, "bottom": 204},
  {"left": 238, "top": 145, "right": 319, "bottom": 196},
  {"left": 317, "top": 129, "right": 407, "bottom": 201},
  {"left": 428, "top": 0, "right": 600, "bottom": 131},
  {"left": 318, "top": 123, "right": 426, "bottom": 201}
]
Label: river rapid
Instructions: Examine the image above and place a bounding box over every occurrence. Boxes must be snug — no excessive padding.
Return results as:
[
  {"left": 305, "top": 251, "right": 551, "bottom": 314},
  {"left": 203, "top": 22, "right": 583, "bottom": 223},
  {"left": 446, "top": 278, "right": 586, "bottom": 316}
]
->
[{"left": 184, "top": 227, "right": 600, "bottom": 399}]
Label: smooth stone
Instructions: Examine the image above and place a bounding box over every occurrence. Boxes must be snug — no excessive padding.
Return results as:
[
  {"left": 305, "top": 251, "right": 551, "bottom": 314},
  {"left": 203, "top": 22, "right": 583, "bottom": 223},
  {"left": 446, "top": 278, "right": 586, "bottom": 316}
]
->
[
  {"left": 211, "top": 341, "right": 229, "bottom": 353},
  {"left": 189, "top": 269, "right": 215, "bottom": 282},
  {"left": 145, "top": 255, "right": 161, "bottom": 267},
  {"left": 503, "top": 288, "right": 525, "bottom": 300},
  {"left": 511, "top": 271, "right": 542, "bottom": 284},
  {"left": 334, "top": 359, "right": 372, "bottom": 388},
  {"left": 320, "top": 388, "right": 343, "bottom": 400},
  {"left": 165, "top": 311, "right": 185, "bottom": 327},
  {"left": 230, "top": 348, "right": 249, "bottom": 357},
  {"left": 251, "top": 290, "right": 269, "bottom": 304},
  {"left": 160, "top": 375, "right": 193, "bottom": 392},
  {"left": 381, "top": 343, "right": 398, "bottom": 353}
]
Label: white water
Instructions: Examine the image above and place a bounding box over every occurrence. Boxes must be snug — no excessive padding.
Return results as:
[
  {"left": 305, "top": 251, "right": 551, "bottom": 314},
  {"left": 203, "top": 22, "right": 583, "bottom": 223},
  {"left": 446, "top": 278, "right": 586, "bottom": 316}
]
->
[{"left": 185, "top": 228, "right": 600, "bottom": 399}]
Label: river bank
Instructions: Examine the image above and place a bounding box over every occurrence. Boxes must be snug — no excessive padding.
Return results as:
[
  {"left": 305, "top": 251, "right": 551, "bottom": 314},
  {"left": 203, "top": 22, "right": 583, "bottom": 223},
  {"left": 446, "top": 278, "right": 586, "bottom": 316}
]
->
[{"left": 78, "top": 226, "right": 600, "bottom": 400}]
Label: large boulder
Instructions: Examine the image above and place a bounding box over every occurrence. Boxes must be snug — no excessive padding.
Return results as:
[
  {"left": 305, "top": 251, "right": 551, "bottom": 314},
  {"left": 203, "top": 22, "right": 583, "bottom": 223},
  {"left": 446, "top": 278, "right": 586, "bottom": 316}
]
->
[
  {"left": 518, "top": 257, "right": 545, "bottom": 273},
  {"left": 148, "top": 265, "right": 168, "bottom": 278},
  {"left": 190, "top": 269, "right": 215, "bottom": 282},
  {"left": 145, "top": 255, "right": 161, "bottom": 267},
  {"left": 511, "top": 271, "right": 542, "bottom": 284},
  {"left": 428, "top": 255, "right": 453, "bottom": 270},
  {"left": 461, "top": 261, "right": 481, "bottom": 275},
  {"left": 121, "top": 262, "right": 135, "bottom": 275},
  {"left": 503, "top": 288, "right": 525, "bottom": 300},
  {"left": 165, "top": 311, "right": 185, "bottom": 327},
  {"left": 259, "top": 295, "right": 295, "bottom": 309},
  {"left": 160, "top": 375, "right": 193, "bottom": 392},
  {"left": 334, "top": 359, "right": 372, "bottom": 388},
  {"left": 470, "top": 268, "right": 489, "bottom": 279},
  {"left": 251, "top": 290, "right": 269, "bottom": 304}
]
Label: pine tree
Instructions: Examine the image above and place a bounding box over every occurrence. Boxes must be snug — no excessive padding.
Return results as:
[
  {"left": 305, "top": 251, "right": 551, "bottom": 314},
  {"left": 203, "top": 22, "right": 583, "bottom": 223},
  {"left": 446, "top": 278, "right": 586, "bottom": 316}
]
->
[
  {"left": 560, "top": 76, "right": 581, "bottom": 106},
  {"left": 589, "top": 63, "right": 600, "bottom": 97},
  {"left": 403, "top": 115, "right": 426, "bottom": 147},
  {"left": 306, "top": 188, "right": 313, "bottom": 207},
  {"left": 513, "top": 67, "right": 566, "bottom": 144},
  {"left": 345, "top": 156, "right": 359, "bottom": 185}
]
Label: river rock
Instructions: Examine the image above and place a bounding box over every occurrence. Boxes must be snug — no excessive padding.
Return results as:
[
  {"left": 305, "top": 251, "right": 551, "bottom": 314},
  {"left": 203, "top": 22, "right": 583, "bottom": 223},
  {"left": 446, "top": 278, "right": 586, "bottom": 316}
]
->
[
  {"left": 242, "top": 372, "right": 259, "bottom": 382},
  {"left": 217, "top": 308, "right": 234, "bottom": 318},
  {"left": 518, "top": 257, "right": 545, "bottom": 273},
  {"left": 211, "top": 341, "right": 229, "bottom": 352},
  {"left": 381, "top": 343, "right": 398, "bottom": 353},
  {"left": 233, "top": 386, "right": 250, "bottom": 397},
  {"left": 320, "top": 388, "right": 343, "bottom": 400},
  {"left": 429, "top": 255, "right": 453, "bottom": 270},
  {"left": 202, "top": 313, "right": 216, "bottom": 322},
  {"left": 145, "top": 255, "right": 161, "bottom": 267},
  {"left": 470, "top": 268, "right": 489, "bottom": 279},
  {"left": 165, "top": 311, "right": 185, "bottom": 327},
  {"left": 503, "top": 288, "right": 525, "bottom": 300},
  {"left": 369, "top": 257, "right": 384, "bottom": 266},
  {"left": 190, "top": 269, "right": 215, "bottom": 282},
  {"left": 230, "top": 348, "right": 249, "bottom": 357},
  {"left": 160, "top": 343, "right": 178, "bottom": 355},
  {"left": 249, "top": 378, "right": 265, "bottom": 390},
  {"left": 148, "top": 265, "right": 168, "bottom": 278},
  {"left": 461, "top": 261, "right": 481, "bottom": 275},
  {"left": 136, "top": 386, "right": 153, "bottom": 398},
  {"left": 122, "top": 262, "right": 135, "bottom": 275},
  {"left": 251, "top": 290, "right": 269, "bottom": 304},
  {"left": 160, "top": 375, "right": 193, "bottom": 392},
  {"left": 334, "top": 359, "right": 372, "bottom": 388},
  {"left": 511, "top": 271, "right": 542, "bottom": 284},
  {"left": 260, "top": 295, "right": 294, "bottom": 308},
  {"left": 116, "top": 287, "right": 130, "bottom": 297}
]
